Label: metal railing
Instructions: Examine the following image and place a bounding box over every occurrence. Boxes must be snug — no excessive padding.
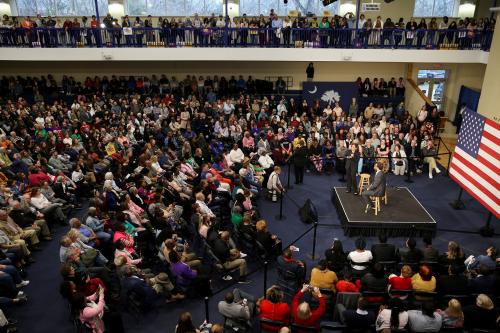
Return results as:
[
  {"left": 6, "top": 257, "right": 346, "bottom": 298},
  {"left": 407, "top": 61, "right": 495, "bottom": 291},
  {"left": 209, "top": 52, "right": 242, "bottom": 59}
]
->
[{"left": 0, "top": 27, "right": 494, "bottom": 50}]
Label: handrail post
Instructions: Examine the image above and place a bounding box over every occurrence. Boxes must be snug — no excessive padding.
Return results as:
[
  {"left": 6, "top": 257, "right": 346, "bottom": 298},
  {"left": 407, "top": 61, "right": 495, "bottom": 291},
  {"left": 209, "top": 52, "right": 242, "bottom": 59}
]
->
[
  {"left": 263, "top": 261, "right": 268, "bottom": 295},
  {"left": 204, "top": 296, "right": 210, "bottom": 322},
  {"left": 308, "top": 222, "right": 319, "bottom": 260},
  {"left": 275, "top": 190, "right": 286, "bottom": 220},
  {"left": 286, "top": 159, "right": 293, "bottom": 189}
]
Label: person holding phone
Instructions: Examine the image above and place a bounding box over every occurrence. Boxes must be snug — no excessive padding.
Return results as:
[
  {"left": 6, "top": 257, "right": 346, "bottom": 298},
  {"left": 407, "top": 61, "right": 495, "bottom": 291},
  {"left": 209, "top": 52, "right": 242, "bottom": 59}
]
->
[{"left": 292, "top": 284, "right": 325, "bottom": 331}]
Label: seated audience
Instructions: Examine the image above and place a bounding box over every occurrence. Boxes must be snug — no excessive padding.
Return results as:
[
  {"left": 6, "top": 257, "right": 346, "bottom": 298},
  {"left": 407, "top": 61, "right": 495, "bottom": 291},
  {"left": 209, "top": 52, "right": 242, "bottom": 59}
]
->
[
  {"left": 408, "top": 302, "right": 442, "bottom": 332},
  {"left": 258, "top": 285, "right": 290, "bottom": 332},
  {"left": 437, "top": 298, "right": 464, "bottom": 328},
  {"left": 463, "top": 294, "right": 500, "bottom": 331},
  {"left": 375, "top": 297, "right": 408, "bottom": 332},
  {"left": 291, "top": 284, "right": 325, "bottom": 330}
]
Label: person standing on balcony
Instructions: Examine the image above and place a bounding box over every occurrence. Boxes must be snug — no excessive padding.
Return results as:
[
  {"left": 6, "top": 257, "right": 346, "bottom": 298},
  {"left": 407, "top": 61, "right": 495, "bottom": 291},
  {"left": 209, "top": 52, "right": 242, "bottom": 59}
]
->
[
  {"left": 271, "top": 14, "right": 282, "bottom": 47},
  {"left": 192, "top": 14, "right": 202, "bottom": 47},
  {"left": 306, "top": 63, "right": 314, "bottom": 82}
]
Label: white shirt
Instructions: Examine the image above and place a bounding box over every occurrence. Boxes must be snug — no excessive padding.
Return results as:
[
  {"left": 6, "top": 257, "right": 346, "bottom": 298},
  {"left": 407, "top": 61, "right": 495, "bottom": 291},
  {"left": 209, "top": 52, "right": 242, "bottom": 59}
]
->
[
  {"left": 258, "top": 154, "right": 274, "bottom": 169},
  {"left": 30, "top": 194, "right": 52, "bottom": 210},
  {"left": 229, "top": 148, "right": 244, "bottom": 164},
  {"left": 196, "top": 199, "right": 215, "bottom": 218},
  {"left": 347, "top": 250, "right": 373, "bottom": 270}
]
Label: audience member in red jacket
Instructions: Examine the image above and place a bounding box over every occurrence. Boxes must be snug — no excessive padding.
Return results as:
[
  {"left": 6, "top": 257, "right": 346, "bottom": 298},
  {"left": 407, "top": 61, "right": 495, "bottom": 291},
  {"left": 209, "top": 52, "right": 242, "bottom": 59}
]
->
[
  {"left": 28, "top": 167, "right": 51, "bottom": 188},
  {"left": 258, "top": 285, "right": 290, "bottom": 332},
  {"left": 292, "top": 285, "right": 325, "bottom": 331},
  {"left": 335, "top": 271, "right": 360, "bottom": 293},
  {"left": 388, "top": 264, "right": 413, "bottom": 298}
]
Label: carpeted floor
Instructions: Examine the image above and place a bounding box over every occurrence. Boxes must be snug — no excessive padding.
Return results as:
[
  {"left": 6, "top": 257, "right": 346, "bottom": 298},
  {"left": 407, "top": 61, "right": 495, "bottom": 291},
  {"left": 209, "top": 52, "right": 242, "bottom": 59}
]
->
[{"left": 10, "top": 166, "right": 499, "bottom": 333}]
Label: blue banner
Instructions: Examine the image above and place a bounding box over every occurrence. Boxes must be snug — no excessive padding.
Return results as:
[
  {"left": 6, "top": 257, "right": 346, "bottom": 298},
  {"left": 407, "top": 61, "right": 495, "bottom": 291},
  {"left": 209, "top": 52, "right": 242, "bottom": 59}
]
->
[{"left": 302, "top": 81, "right": 359, "bottom": 113}]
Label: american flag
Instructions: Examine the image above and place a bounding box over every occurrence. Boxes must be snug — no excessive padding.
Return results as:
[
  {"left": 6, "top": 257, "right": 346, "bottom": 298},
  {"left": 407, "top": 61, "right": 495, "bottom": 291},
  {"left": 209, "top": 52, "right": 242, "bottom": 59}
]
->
[{"left": 449, "top": 109, "right": 500, "bottom": 218}]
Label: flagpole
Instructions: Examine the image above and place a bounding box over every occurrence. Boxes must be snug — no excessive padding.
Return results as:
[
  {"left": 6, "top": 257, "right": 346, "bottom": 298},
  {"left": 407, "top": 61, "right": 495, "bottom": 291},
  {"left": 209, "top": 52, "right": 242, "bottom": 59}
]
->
[
  {"left": 450, "top": 188, "right": 465, "bottom": 210},
  {"left": 479, "top": 212, "right": 494, "bottom": 237}
]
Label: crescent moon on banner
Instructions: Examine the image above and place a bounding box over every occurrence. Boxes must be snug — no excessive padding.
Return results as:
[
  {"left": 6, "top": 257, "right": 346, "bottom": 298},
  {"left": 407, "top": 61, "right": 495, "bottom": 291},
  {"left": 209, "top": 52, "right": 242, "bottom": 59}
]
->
[{"left": 308, "top": 86, "right": 317, "bottom": 94}]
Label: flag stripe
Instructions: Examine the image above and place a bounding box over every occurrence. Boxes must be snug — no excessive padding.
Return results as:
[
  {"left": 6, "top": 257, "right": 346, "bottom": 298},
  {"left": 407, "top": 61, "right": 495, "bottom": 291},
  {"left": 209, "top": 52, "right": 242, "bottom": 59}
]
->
[
  {"left": 450, "top": 109, "right": 500, "bottom": 219},
  {"left": 478, "top": 144, "right": 500, "bottom": 170},
  {"left": 454, "top": 147, "right": 499, "bottom": 183},
  {"left": 481, "top": 137, "right": 498, "bottom": 150},
  {"left": 477, "top": 153, "right": 500, "bottom": 178},
  {"left": 485, "top": 119, "right": 500, "bottom": 133},
  {"left": 482, "top": 131, "right": 500, "bottom": 149},
  {"left": 449, "top": 169, "right": 500, "bottom": 219},
  {"left": 450, "top": 158, "right": 500, "bottom": 203}
]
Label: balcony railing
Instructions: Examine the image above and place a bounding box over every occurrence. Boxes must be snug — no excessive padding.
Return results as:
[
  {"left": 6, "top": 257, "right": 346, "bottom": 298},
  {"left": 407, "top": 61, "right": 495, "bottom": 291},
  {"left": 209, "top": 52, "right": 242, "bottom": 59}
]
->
[{"left": 0, "top": 27, "right": 493, "bottom": 50}]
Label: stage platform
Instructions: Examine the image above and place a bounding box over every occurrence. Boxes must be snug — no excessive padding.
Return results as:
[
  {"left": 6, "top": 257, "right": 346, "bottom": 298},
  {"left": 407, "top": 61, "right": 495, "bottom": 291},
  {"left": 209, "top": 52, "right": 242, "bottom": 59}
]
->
[{"left": 332, "top": 187, "right": 437, "bottom": 237}]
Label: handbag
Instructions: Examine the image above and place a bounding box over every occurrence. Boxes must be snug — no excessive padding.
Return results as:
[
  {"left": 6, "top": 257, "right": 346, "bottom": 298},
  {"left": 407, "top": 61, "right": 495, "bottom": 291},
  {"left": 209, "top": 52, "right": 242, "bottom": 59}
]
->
[
  {"left": 396, "top": 160, "right": 404, "bottom": 166},
  {"left": 81, "top": 248, "right": 99, "bottom": 267}
]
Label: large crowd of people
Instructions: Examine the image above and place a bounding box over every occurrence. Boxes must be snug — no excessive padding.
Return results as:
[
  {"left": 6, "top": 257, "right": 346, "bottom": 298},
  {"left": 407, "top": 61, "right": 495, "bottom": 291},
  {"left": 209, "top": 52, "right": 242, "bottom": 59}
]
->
[
  {"left": 0, "top": 70, "right": 496, "bottom": 333},
  {"left": 0, "top": 11, "right": 495, "bottom": 49}
]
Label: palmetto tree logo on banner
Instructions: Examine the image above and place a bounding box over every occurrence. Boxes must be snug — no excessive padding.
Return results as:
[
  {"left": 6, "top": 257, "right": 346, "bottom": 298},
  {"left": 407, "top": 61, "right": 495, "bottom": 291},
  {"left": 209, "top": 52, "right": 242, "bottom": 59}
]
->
[{"left": 320, "top": 90, "right": 341, "bottom": 105}]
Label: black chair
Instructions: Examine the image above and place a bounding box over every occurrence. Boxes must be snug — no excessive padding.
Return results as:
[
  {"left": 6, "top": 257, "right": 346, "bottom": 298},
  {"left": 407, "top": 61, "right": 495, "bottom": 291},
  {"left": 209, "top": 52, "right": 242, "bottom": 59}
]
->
[
  {"left": 276, "top": 266, "right": 300, "bottom": 299},
  {"left": 320, "top": 321, "right": 347, "bottom": 331},
  {"left": 204, "top": 242, "right": 239, "bottom": 279},
  {"left": 412, "top": 291, "right": 438, "bottom": 308},
  {"left": 223, "top": 315, "right": 251, "bottom": 333},
  {"left": 259, "top": 318, "right": 289, "bottom": 333},
  {"left": 361, "top": 290, "right": 388, "bottom": 309},
  {"left": 440, "top": 327, "right": 464, "bottom": 333},
  {"left": 290, "top": 322, "right": 319, "bottom": 332},
  {"left": 319, "top": 288, "right": 336, "bottom": 319},
  {"left": 349, "top": 260, "right": 371, "bottom": 279},
  {"left": 388, "top": 289, "right": 413, "bottom": 299},
  {"left": 441, "top": 294, "right": 469, "bottom": 307},
  {"left": 378, "top": 260, "right": 397, "bottom": 274}
]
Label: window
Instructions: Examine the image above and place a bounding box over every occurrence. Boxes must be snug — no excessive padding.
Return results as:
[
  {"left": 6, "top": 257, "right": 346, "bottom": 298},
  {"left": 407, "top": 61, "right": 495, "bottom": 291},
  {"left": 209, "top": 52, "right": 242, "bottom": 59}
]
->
[
  {"left": 126, "top": 0, "right": 222, "bottom": 16},
  {"left": 16, "top": 0, "right": 108, "bottom": 16},
  {"left": 240, "top": 0, "right": 339, "bottom": 16},
  {"left": 417, "top": 69, "right": 448, "bottom": 110},
  {"left": 413, "top": 0, "right": 459, "bottom": 17}
]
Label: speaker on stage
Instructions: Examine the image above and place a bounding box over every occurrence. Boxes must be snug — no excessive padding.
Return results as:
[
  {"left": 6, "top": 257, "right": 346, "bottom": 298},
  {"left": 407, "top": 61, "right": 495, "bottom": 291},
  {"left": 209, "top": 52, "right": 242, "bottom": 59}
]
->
[{"left": 298, "top": 199, "right": 318, "bottom": 224}]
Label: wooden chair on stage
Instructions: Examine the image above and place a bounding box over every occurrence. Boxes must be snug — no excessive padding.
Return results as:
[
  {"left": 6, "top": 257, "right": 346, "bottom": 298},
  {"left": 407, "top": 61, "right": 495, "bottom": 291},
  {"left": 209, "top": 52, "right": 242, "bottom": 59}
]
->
[
  {"left": 370, "top": 186, "right": 388, "bottom": 216},
  {"left": 358, "top": 173, "right": 371, "bottom": 194}
]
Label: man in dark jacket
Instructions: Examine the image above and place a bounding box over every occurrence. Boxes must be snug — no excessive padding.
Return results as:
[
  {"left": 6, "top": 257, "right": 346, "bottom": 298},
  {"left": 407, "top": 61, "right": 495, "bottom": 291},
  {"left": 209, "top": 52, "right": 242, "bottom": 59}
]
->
[
  {"left": 370, "top": 233, "right": 396, "bottom": 263},
  {"left": 292, "top": 141, "right": 308, "bottom": 185}
]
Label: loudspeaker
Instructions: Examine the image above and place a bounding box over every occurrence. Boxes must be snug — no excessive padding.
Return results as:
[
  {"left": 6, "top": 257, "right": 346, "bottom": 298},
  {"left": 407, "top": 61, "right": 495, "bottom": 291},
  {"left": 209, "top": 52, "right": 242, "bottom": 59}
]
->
[{"left": 298, "top": 199, "right": 318, "bottom": 224}]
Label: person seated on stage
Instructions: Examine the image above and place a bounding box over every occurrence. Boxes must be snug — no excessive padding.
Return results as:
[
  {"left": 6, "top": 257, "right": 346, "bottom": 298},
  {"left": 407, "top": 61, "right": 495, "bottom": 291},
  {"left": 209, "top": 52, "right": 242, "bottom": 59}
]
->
[
  {"left": 277, "top": 246, "right": 306, "bottom": 288},
  {"left": 347, "top": 237, "right": 372, "bottom": 274},
  {"left": 361, "top": 162, "right": 386, "bottom": 213},
  {"left": 310, "top": 259, "right": 338, "bottom": 294},
  {"left": 397, "top": 237, "right": 422, "bottom": 265},
  {"left": 371, "top": 233, "right": 396, "bottom": 263},
  {"left": 335, "top": 271, "right": 360, "bottom": 293}
]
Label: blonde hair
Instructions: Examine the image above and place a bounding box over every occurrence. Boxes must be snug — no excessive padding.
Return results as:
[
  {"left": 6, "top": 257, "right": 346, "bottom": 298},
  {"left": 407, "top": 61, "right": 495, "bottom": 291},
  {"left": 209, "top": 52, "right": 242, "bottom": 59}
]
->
[
  {"left": 67, "top": 229, "right": 79, "bottom": 241},
  {"left": 255, "top": 220, "right": 267, "bottom": 232},
  {"left": 446, "top": 299, "right": 463, "bottom": 318},
  {"left": 401, "top": 265, "right": 413, "bottom": 278},
  {"left": 476, "top": 294, "right": 494, "bottom": 310},
  {"left": 296, "top": 302, "right": 311, "bottom": 321}
]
